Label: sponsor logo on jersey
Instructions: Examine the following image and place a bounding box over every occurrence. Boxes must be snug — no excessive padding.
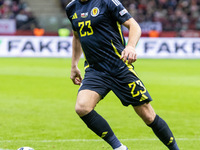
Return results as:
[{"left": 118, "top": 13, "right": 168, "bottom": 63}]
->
[
  {"left": 91, "top": 7, "right": 99, "bottom": 17},
  {"left": 119, "top": 9, "right": 128, "bottom": 16},
  {"left": 72, "top": 12, "right": 78, "bottom": 19},
  {"left": 81, "top": 12, "right": 88, "bottom": 18}
]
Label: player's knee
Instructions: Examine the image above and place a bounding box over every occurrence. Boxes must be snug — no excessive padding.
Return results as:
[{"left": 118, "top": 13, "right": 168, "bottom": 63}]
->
[
  {"left": 75, "top": 103, "right": 92, "bottom": 117},
  {"left": 143, "top": 114, "right": 155, "bottom": 125},
  {"left": 134, "top": 103, "right": 156, "bottom": 125},
  {"left": 136, "top": 109, "right": 156, "bottom": 125}
]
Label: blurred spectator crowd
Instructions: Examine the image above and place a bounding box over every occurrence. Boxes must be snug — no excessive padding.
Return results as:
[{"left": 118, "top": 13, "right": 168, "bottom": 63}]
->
[
  {"left": 1, "top": 0, "right": 199, "bottom": 34},
  {"left": 0, "top": 0, "right": 36, "bottom": 30},
  {"left": 123, "top": 0, "right": 200, "bottom": 31},
  {"left": 61, "top": 0, "right": 200, "bottom": 32}
]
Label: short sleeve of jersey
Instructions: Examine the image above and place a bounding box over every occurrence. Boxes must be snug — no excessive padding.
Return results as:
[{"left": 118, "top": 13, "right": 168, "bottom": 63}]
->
[
  {"left": 65, "top": 3, "right": 76, "bottom": 31},
  {"left": 107, "top": 0, "right": 132, "bottom": 24}
]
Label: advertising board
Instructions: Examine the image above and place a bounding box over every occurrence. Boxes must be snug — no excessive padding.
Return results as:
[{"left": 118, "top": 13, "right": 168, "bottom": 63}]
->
[{"left": 0, "top": 36, "right": 199, "bottom": 58}]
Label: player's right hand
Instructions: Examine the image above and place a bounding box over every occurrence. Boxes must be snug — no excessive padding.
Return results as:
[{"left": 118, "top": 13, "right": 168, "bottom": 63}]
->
[{"left": 70, "top": 67, "right": 82, "bottom": 85}]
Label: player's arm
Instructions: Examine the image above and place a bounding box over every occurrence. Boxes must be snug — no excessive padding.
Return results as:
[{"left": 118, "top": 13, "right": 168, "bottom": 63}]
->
[
  {"left": 70, "top": 30, "right": 83, "bottom": 85},
  {"left": 121, "top": 18, "right": 141, "bottom": 64}
]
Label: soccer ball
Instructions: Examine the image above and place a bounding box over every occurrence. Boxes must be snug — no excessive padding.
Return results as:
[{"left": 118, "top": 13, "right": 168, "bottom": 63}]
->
[{"left": 17, "top": 147, "right": 34, "bottom": 150}]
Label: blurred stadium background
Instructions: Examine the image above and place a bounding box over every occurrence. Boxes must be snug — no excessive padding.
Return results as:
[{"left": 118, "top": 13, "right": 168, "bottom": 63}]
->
[
  {"left": 0, "top": 0, "right": 200, "bottom": 150},
  {"left": 0, "top": 0, "right": 200, "bottom": 37}
]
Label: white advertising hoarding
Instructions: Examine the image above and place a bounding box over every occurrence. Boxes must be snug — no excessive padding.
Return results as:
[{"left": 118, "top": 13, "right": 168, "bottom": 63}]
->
[
  {"left": 0, "top": 36, "right": 72, "bottom": 57},
  {"left": 137, "top": 37, "right": 200, "bottom": 58},
  {"left": 0, "top": 36, "right": 199, "bottom": 58}
]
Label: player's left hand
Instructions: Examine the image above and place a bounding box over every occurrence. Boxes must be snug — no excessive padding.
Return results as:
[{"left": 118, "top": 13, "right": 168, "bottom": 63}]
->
[
  {"left": 70, "top": 67, "right": 82, "bottom": 85},
  {"left": 120, "top": 46, "right": 137, "bottom": 64}
]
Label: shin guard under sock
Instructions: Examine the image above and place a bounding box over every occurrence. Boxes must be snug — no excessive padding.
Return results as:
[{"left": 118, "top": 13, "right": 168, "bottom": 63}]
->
[{"left": 148, "top": 115, "right": 179, "bottom": 150}]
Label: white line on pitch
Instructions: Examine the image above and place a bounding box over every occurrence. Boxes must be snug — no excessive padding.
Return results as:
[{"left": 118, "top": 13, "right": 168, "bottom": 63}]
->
[{"left": 0, "top": 138, "right": 199, "bottom": 143}]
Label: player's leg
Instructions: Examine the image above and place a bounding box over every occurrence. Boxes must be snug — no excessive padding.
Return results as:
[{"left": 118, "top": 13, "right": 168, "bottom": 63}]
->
[
  {"left": 75, "top": 89, "right": 101, "bottom": 117},
  {"left": 110, "top": 66, "right": 179, "bottom": 149},
  {"left": 75, "top": 89, "right": 123, "bottom": 149},
  {"left": 133, "top": 103, "right": 179, "bottom": 150}
]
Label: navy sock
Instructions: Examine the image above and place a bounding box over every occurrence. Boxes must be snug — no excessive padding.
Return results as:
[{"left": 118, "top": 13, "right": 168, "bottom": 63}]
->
[
  {"left": 148, "top": 115, "right": 179, "bottom": 150},
  {"left": 81, "top": 110, "right": 121, "bottom": 149}
]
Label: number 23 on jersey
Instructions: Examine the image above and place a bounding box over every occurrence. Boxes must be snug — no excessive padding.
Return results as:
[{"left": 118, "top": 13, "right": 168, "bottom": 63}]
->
[{"left": 78, "top": 20, "right": 94, "bottom": 37}]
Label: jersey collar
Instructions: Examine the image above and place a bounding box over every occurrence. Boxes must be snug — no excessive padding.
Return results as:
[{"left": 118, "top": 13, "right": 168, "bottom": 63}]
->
[{"left": 79, "top": 0, "right": 90, "bottom": 3}]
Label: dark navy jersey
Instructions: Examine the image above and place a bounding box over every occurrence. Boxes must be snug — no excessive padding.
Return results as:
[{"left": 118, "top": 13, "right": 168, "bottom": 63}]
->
[{"left": 66, "top": 0, "right": 132, "bottom": 74}]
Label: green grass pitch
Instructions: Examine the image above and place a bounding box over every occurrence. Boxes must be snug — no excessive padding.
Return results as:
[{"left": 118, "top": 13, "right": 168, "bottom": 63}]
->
[{"left": 0, "top": 58, "right": 200, "bottom": 150}]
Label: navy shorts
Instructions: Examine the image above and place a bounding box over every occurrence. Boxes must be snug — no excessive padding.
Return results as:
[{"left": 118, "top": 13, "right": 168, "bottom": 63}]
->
[{"left": 78, "top": 67, "right": 152, "bottom": 106}]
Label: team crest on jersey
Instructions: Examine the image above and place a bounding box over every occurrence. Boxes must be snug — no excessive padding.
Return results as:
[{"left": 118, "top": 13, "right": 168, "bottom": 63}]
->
[
  {"left": 81, "top": 12, "right": 88, "bottom": 18},
  {"left": 91, "top": 7, "right": 99, "bottom": 17}
]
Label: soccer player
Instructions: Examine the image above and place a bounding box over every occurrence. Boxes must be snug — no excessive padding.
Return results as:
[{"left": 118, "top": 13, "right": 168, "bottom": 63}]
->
[{"left": 66, "top": 0, "right": 180, "bottom": 149}]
